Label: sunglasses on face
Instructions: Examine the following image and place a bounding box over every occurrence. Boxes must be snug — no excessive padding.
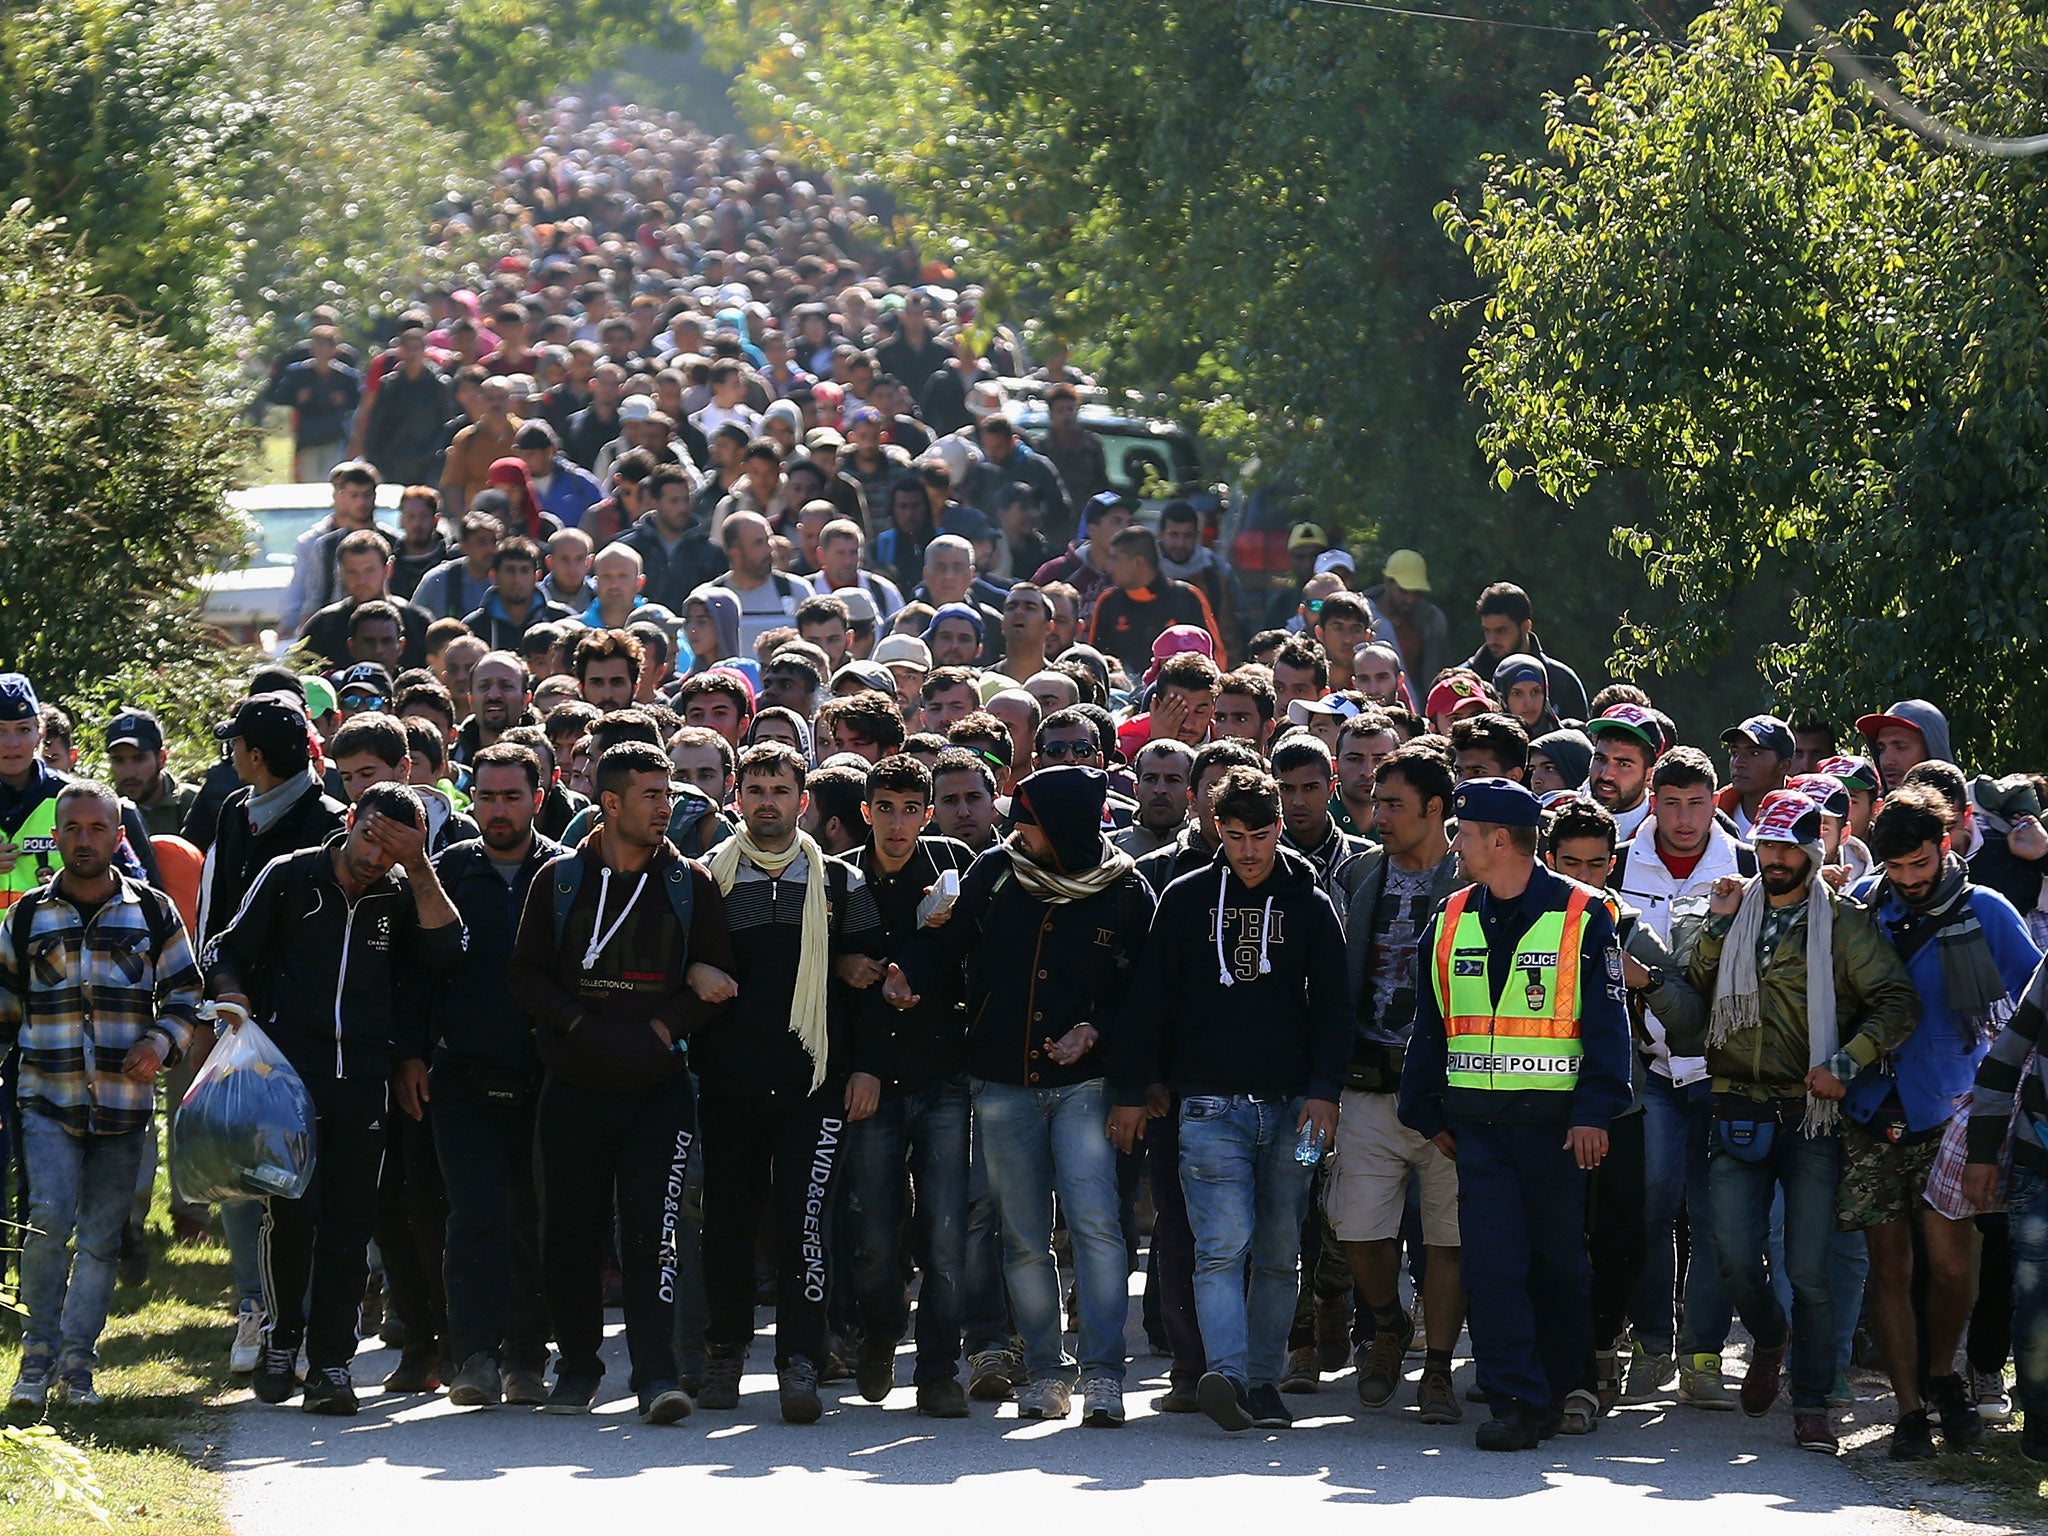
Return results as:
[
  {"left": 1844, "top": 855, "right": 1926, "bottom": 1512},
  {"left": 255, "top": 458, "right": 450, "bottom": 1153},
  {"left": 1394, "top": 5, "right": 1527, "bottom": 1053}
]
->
[
  {"left": 341, "top": 692, "right": 386, "bottom": 711},
  {"left": 1038, "top": 739, "right": 1099, "bottom": 762}
]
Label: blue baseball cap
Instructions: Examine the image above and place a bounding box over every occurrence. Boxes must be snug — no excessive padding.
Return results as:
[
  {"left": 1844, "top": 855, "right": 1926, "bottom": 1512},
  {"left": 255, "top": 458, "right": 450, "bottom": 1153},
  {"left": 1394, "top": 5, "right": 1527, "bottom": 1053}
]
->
[
  {"left": 1722, "top": 714, "right": 1795, "bottom": 757},
  {"left": 1452, "top": 776, "right": 1543, "bottom": 829},
  {"left": 0, "top": 673, "right": 39, "bottom": 722}
]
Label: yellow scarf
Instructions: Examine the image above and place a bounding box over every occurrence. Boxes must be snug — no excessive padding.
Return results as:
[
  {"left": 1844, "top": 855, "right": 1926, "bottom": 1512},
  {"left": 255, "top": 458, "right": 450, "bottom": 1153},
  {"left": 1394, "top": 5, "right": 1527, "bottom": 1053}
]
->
[{"left": 707, "top": 825, "right": 831, "bottom": 1094}]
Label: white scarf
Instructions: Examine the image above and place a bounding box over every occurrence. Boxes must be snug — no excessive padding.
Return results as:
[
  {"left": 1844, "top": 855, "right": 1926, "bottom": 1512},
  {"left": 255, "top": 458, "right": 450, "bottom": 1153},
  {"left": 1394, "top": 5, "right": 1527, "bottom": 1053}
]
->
[{"left": 707, "top": 826, "right": 831, "bottom": 1094}]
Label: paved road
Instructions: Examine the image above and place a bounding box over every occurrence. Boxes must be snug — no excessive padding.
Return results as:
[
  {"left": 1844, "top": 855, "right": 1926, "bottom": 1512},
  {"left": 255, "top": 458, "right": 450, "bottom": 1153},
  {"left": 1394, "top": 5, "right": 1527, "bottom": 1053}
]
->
[{"left": 222, "top": 1312, "right": 2012, "bottom": 1535}]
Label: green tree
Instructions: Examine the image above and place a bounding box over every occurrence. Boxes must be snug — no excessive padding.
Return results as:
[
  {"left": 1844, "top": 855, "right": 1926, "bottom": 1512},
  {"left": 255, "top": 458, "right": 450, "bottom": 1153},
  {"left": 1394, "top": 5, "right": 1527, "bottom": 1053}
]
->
[
  {"left": 0, "top": 208, "right": 247, "bottom": 703},
  {"left": 1446, "top": 0, "right": 2048, "bottom": 766}
]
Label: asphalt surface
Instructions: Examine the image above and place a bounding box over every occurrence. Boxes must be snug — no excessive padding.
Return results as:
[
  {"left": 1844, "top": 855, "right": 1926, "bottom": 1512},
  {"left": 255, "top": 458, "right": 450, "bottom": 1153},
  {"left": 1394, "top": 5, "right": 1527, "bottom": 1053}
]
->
[{"left": 222, "top": 1302, "right": 2013, "bottom": 1535}]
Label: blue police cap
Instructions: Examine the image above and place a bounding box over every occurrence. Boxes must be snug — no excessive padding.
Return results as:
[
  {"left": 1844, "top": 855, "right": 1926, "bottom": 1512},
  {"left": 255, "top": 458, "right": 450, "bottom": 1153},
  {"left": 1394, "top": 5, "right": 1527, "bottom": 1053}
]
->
[
  {"left": 0, "top": 673, "right": 39, "bottom": 722},
  {"left": 1452, "top": 776, "right": 1542, "bottom": 829}
]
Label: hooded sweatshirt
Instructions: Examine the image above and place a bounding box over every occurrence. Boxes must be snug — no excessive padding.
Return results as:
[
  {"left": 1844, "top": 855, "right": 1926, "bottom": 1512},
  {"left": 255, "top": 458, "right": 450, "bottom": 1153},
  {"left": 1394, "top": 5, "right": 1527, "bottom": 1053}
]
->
[{"left": 1111, "top": 845, "right": 1351, "bottom": 1106}]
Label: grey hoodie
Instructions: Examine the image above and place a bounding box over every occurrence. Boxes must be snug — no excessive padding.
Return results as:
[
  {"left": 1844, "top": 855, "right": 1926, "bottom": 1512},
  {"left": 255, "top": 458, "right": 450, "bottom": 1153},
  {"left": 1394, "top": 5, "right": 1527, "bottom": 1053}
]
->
[{"left": 1868, "top": 697, "right": 1953, "bottom": 766}]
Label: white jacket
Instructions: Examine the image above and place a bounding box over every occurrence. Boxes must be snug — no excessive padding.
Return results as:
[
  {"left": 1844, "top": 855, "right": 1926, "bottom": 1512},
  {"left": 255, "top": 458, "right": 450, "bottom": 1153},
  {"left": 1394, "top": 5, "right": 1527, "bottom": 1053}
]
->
[{"left": 1617, "top": 816, "right": 1748, "bottom": 1087}]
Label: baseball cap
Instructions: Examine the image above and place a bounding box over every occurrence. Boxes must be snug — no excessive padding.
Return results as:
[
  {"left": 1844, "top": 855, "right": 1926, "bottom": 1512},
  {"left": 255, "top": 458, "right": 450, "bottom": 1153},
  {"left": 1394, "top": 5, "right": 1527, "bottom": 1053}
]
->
[
  {"left": 1452, "top": 776, "right": 1542, "bottom": 829},
  {"left": 872, "top": 634, "right": 933, "bottom": 671},
  {"left": 1854, "top": 698, "right": 1947, "bottom": 745},
  {"left": 1286, "top": 693, "right": 1365, "bottom": 729},
  {"left": 211, "top": 695, "right": 310, "bottom": 762},
  {"left": 941, "top": 505, "right": 994, "bottom": 542},
  {"left": 1082, "top": 490, "right": 1135, "bottom": 536},
  {"left": 1721, "top": 715, "right": 1795, "bottom": 757},
  {"left": 1143, "top": 624, "right": 1215, "bottom": 685},
  {"left": 1787, "top": 773, "right": 1851, "bottom": 820},
  {"left": 1424, "top": 673, "right": 1492, "bottom": 721},
  {"left": 828, "top": 586, "right": 879, "bottom": 626},
  {"left": 1287, "top": 522, "right": 1330, "bottom": 551},
  {"left": 618, "top": 396, "right": 653, "bottom": 422},
  {"left": 1382, "top": 549, "right": 1430, "bottom": 592},
  {"left": 300, "top": 675, "right": 339, "bottom": 721},
  {"left": 0, "top": 673, "right": 41, "bottom": 722},
  {"left": 1751, "top": 789, "right": 1824, "bottom": 852},
  {"left": 336, "top": 662, "right": 395, "bottom": 705},
  {"left": 1816, "top": 754, "right": 1878, "bottom": 794},
  {"left": 803, "top": 427, "right": 846, "bottom": 451},
  {"left": 1313, "top": 549, "right": 1355, "bottom": 577},
  {"left": 105, "top": 708, "right": 165, "bottom": 754},
  {"left": 831, "top": 661, "right": 897, "bottom": 696},
  {"left": 1585, "top": 704, "right": 1661, "bottom": 753}
]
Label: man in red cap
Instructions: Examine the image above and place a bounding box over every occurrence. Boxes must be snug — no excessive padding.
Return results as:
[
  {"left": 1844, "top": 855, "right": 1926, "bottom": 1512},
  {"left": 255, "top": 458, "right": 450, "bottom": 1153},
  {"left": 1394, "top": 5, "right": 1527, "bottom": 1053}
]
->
[{"left": 1853, "top": 699, "right": 1952, "bottom": 792}]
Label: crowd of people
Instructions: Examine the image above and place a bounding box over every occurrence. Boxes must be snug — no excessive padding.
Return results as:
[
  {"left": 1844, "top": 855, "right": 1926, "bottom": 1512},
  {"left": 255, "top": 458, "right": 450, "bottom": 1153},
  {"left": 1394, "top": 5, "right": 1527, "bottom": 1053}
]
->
[{"left": 4, "top": 103, "right": 2048, "bottom": 1471}]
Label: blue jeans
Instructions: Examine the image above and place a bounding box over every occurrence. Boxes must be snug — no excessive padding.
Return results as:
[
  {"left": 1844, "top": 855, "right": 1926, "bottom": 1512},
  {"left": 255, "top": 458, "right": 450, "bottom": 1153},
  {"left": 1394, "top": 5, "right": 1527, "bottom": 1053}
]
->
[
  {"left": 1706, "top": 1126, "right": 1839, "bottom": 1409},
  {"left": 962, "top": 1120, "right": 1011, "bottom": 1354},
  {"left": 223, "top": 1198, "right": 266, "bottom": 1307},
  {"left": 844, "top": 1076, "right": 970, "bottom": 1384},
  {"left": 2008, "top": 1164, "right": 2048, "bottom": 1423},
  {"left": 18, "top": 1113, "right": 148, "bottom": 1368},
  {"left": 1635, "top": 1072, "right": 1732, "bottom": 1355},
  {"left": 1178, "top": 1095, "right": 1314, "bottom": 1390},
  {"left": 971, "top": 1076, "right": 1127, "bottom": 1384},
  {"left": 1829, "top": 1229, "right": 1868, "bottom": 1380}
]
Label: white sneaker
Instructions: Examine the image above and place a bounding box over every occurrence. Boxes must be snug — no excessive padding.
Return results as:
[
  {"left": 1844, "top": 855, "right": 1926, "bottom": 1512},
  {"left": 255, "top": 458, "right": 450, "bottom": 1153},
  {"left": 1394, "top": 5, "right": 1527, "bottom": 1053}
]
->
[
  {"left": 1970, "top": 1365, "right": 2014, "bottom": 1425},
  {"left": 230, "top": 1299, "right": 267, "bottom": 1375}
]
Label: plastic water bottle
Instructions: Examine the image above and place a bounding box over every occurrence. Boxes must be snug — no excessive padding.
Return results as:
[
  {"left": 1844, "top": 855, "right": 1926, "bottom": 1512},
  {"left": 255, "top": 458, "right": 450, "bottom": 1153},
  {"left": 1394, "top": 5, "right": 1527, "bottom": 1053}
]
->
[{"left": 1294, "top": 1120, "right": 1325, "bottom": 1166}]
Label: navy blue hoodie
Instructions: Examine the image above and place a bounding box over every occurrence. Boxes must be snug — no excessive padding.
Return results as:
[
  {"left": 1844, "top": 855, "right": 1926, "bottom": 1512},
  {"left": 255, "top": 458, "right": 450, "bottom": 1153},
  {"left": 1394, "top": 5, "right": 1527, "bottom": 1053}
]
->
[{"left": 1111, "top": 844, "right": 1351, "bottom": 1106}]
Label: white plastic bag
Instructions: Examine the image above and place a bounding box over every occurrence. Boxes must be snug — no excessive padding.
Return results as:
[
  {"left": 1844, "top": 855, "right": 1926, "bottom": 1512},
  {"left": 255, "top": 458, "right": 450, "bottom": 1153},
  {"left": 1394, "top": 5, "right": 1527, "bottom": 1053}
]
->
[{"left": 170, "top": 1012, "right": 319, "bottom": 1202}]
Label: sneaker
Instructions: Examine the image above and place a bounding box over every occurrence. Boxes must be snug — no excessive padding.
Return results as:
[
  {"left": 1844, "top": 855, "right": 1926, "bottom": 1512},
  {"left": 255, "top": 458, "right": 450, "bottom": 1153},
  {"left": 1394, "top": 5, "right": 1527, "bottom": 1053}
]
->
[
  {"left": 1794, "top": 1410, "right": 1839, "bottom": 1454},
  {"left": 779, "top": 1356, "right": 823, "bottom": 1425},
  {"left": 855, "top": 1338, "right": 896, "bottom": 1403},
  {"left": 447, "top": 1353, "right": 503, "bottom": 1408},
  {"left": 1015, "top": 1377, "right": 1072, "bottom": 1420},
  {"left": 53, "top": 1366, "right": 102, "bottom": 1409},
  {"left": 1678, "top": 1352, "right": 1735, "bottom": 1411},
  {"left": 7, "top": 1352, "right": 54, "bottom": 1411},
  {"left": 1248, "top": 1382, "right": 1293, "bottom": 1430},
  {"left": 916, "top": 1377, "right": 969, "bottom": 1419},
  {"left": 1408, "top": 1296, "right": 1427, "bottom": 1354},
  {"left": 1313, "top": 1294, "right": 1351, "bottom": 1373},
  {"left": 544, "top": 1374, "right": 602, "bottom": 1414},
  {"left": 503, "top": 1366, "right": 549, "bottom": 1407},
  {"left": 1621, "top": 1346, "right": 1675, "bottom": 1406},
  {"left": 1969, "top": 1365, "right": 2013, "bottom": 1425},
  {"left": 1279, "top": 1345, "right": 1320, "bottom": 1395},
  {"left": 229, "top": 1300, "right": 267, "bottom": 1375},
  {"left": 1197, "top": 1371, "right": 1254, "bottom": 1432},
  {"left": 698, "top": 1345, "right": 745, "bottom": 1411},
  {"left": 253, "top": 1342, "right": 299, "bottom": 1405},
  {"left": 359, "top": 1276, "right": 386, "bottom": 1341},
  {"left": 1557, "top": 1386, "right": 1600, "bottom": 1435},
  {"left": 1739, "top": 1343, "right": 1786, "bottom": 1418},
  {"left": 1152, "top": 1381, "right": 1201, "bottom": 1414},
  {"left": 1081, "top": 1375, "right": 1125, "bottom": 1428},
  {"left": 967, "top": 1347, "right": 1023, "bottom": 1402},
  {"left": 1926, "top": 1371, "right": 1983, "bottom": 1449},
  {"left": 1417, "top": 1366, "right": 1463, "bottom": 1424},
  {"left": 1355, "top": 1325, "right": 1406, "bottom": 1409},
  {"left": 382, "top": 1350, "right": 444, "bottom": 1394},
  {"left": 1475, "top": 1408, "right": 1540, "bottom": 1452},
  {"left": 1887, "top": 1407, "right": 1938, "bottom": 1461},
  {"left": 302, "top": 1365, "right": 359, "bottom": 1416},
  {"left": 821, "top": 1342, "right": 854, "bottom": 1385},
  {"left": 1827, "top": 1370, "right": 1856, "bottom": 1411},
  {"left": 638, "top": 1381, "right": 694, "bottom": 1425}
]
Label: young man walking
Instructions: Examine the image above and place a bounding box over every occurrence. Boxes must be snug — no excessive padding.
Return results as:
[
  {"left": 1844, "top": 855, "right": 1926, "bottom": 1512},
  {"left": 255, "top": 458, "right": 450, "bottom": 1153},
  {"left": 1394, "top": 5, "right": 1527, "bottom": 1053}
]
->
[
  {"left": 3, "top": 784, "right": 202, "bottom": 1409},
  {"left": 1110, "top": 767, "right": 1349, "bottom": 1432}
]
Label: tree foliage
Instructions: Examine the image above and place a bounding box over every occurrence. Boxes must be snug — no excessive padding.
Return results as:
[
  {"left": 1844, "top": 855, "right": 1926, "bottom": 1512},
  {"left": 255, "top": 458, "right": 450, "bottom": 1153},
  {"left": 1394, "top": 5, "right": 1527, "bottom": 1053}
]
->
[
  {"left": 685, "top": 2, "right": 1791, "bottom": 714},
  {"left": 1446, "top": 0, "right": 2048, "bottom": 765},
  {"left": 0, "top": 209, "right": 247, "bottom": 702}
]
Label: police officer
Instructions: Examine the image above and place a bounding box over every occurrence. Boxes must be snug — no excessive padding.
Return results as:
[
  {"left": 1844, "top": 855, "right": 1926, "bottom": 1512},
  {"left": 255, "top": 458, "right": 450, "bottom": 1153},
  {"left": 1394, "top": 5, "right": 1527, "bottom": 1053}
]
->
[
  {"left": 1398, "top": 778, "right": 1632, "bottom": 1451},
  {"left": 0, "top": 675, "right": 155, "bottom": 907}
]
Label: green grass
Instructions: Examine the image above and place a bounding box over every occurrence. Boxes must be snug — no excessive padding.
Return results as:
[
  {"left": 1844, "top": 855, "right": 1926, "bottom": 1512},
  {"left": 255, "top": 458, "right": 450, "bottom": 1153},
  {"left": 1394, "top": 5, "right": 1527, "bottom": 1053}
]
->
[{"left": 2, "top": 1211, "right": 236, "bottom": 1535}]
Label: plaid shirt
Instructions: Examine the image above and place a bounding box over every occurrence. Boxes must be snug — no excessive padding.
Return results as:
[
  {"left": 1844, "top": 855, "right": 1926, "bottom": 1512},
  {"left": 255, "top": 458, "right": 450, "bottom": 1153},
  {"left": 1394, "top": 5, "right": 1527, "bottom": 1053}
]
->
[{"left": 0, "top": 873, "right": 203, "bottom": 1136}]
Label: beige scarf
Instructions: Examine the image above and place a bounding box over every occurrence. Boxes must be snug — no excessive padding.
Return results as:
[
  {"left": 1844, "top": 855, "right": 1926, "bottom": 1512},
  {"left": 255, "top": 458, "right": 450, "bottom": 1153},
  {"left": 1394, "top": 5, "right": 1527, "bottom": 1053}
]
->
[
  {"left": 1707, "top": 856, "right": 1840, "bottom": 1135},
  {"left": 708, "top": 826, "right": 831, "bottom": 1094}
]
